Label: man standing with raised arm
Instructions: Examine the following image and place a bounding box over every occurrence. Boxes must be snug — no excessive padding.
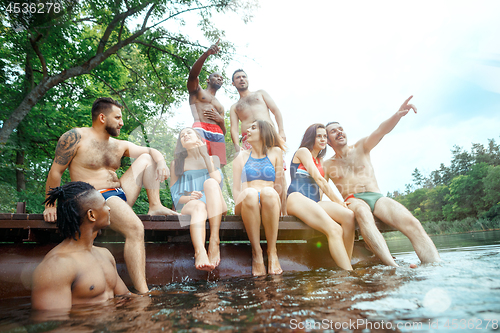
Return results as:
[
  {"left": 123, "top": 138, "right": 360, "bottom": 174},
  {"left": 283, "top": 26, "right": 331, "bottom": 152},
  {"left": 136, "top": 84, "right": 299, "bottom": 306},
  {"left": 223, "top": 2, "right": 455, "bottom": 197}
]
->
[
  {"left": 43, "top": 97, "right": 178, "bottom": 293},
  {"left": 324, "top": 96, "right": 441, "bottom": 266},
  {"left": 229, "top": 69, "right": 286, "bottom": 152},
  {"left": 188, "top": 39, "right": 227, "bottom": 166}
]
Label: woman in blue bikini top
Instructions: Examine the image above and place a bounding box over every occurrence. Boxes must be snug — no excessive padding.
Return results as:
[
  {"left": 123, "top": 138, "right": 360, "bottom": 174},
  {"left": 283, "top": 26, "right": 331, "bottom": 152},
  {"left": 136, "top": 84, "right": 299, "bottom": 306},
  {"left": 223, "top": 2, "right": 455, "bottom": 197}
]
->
[
  {"left": 232, "top": 120, "right": 286, "bottom": 276},
  {"left": 170, "top": 128, "right": 226, "bottom": 272}
]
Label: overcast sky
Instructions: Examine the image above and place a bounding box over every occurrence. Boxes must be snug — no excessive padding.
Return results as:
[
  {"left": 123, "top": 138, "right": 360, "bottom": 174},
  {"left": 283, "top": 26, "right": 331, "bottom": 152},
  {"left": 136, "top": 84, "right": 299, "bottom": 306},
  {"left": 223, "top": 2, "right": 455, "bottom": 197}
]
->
[{"left": 159, "top": 0, "right": 500, "bottom": 196}]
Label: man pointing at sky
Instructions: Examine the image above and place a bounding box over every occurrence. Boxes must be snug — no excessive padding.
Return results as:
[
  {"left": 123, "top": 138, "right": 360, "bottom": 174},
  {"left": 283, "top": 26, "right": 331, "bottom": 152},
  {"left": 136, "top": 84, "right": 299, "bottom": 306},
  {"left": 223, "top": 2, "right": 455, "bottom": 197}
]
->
[{"left": 324, "top": 96, "right": 441, "bottom": 266}]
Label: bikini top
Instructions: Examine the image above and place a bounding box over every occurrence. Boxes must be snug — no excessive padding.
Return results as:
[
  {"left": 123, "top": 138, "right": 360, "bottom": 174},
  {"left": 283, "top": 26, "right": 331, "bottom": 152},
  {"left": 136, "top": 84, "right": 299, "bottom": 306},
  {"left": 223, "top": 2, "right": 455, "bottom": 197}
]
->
[
  {"left": 290, "top": 153, "right": 324, "bottom": 179},
  {"left": 241, "top": 152, "right": 276, "bottom": 182}
]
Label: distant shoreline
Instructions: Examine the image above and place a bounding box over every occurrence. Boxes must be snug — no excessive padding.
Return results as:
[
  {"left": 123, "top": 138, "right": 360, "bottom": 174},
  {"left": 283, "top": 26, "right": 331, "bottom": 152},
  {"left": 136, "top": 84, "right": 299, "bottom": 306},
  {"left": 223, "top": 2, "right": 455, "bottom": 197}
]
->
[{"left": 383, "top": 227, "right": 500, "bottom": 240}]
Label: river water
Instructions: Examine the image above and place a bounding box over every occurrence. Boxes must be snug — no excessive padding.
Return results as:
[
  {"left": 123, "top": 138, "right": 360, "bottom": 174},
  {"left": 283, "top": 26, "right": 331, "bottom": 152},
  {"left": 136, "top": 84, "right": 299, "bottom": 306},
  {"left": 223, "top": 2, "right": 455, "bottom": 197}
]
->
[{"left": 1, "top": 230, "right": 499, "bottom": 332}]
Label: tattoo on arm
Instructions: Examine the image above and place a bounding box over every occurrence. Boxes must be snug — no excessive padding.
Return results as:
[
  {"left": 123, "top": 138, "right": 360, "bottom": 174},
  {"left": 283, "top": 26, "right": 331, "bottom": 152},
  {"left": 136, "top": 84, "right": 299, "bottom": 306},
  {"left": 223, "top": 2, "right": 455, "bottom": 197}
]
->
[{"left": 54, "top": 129, "right": 81, "bottom": 165}]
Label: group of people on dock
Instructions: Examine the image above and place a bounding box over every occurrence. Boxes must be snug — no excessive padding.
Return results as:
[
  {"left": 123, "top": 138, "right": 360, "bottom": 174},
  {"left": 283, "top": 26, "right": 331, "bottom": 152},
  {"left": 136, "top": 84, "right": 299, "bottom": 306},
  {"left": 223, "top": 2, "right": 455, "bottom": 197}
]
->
[{"left": 33, "top": 41, "right": 441, "bottom": 311}]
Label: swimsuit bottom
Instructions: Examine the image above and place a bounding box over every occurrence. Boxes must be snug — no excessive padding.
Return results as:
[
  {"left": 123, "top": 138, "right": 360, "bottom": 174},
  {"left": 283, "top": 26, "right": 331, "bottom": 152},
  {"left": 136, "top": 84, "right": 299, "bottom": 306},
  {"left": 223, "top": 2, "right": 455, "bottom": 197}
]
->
[
  {"left": 345, "top": 191, "right": 384, "bottom": 212},
  {"left": 193, "top": 121, "right": 227, "bottom": 165},
  {"left": 99, "top": 188, "right": 127, "bottom": 202},
  {"left": 241, "top": 132, "right": 253, "bottom": 151},
  {"left": 287, "top": 173, "right": 321, "bottom": 203}
]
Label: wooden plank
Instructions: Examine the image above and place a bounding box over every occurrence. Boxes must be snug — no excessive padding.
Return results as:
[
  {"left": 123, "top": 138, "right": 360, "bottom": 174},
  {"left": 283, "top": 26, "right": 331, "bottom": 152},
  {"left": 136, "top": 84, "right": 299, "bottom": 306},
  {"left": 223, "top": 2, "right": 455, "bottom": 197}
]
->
[
  {"left": 0, "top": 220, "right": 57, "bottom": 229},
  {"left": 0, "top": 214, "right": 13, "bottom": 220},
  {"left": 0, "top": 214, "right": 396, "bottom": 233}
]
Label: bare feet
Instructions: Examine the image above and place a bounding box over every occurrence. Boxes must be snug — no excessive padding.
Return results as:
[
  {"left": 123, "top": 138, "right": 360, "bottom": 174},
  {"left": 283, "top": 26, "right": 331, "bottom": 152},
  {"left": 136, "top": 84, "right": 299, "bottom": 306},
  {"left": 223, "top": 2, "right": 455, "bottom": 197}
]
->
[
  {"left": 148, "top": 205, "right": 180, "bottom": 216},
  {"left": 267, "top": 253, "right": 283, "bottom": 275},
  {"left": 195, "top": 251, "right": 215, "bottom": 272},
  {"left": 207, "top": 238, "right": 221, "bottom": 268},
  {"left": 251, "top": 251, "right": 265, "bottom": 276},
  {"left": 252, "top": 258, "right": 266, "bottom": 276}
]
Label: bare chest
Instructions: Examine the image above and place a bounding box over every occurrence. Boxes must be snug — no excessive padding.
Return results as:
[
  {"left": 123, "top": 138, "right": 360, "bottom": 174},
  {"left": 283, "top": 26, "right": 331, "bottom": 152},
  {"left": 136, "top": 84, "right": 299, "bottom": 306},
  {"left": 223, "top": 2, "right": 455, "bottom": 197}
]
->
[
  {"left": 235, "top": 93, "right": 268, "bottom": 119},
  {"left": 327, "top": 153, "right": 373, "bottom": 181},
  {"left": 190, "top": 91, "right": 223, "bottom": 112},
  {"left": 75, "top": 139, "right": 124, "bottom": 170},
  {"left": 71, "top": 254, "right": 116, "bottom": 300}
]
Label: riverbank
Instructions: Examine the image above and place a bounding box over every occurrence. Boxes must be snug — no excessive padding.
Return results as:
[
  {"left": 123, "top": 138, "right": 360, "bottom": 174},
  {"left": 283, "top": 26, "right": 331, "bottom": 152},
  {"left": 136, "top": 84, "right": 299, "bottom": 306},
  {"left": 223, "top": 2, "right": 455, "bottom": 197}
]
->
[{"left": 382, "top": 217, "right": 500, "bottom": 240}]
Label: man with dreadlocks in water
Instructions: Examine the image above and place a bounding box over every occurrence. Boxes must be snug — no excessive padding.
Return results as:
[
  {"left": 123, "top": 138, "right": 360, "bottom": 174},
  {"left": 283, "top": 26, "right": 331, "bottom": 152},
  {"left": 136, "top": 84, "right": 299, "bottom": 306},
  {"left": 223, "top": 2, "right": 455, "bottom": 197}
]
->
[{"left": 32, "top": 181, "right": 131, "bottom": 311}]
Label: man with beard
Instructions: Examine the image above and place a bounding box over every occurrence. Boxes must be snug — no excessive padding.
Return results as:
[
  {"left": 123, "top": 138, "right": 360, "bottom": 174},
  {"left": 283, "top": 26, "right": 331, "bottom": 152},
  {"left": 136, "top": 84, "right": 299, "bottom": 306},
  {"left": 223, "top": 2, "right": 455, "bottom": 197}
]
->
[
  {"left": 229, "top": 69, "right": 286, "bottom": 152},
  {"left": 188, "top": 40, "right": 227, "bottom": 166},
  {"left": 43, "top": 97, "right": 178, "bottom": 293},
  {"left": 324, "top": 96, "right": 441, "bottom": 266}
]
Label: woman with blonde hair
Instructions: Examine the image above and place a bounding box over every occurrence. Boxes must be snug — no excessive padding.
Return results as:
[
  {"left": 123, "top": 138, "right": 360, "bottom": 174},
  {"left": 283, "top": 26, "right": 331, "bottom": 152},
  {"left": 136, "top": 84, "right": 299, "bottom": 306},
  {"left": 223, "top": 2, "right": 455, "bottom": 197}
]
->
[
  {"left": 170, "top": 128, "right": 226, "bottom": 271},
  {"left": 286, "top": 123, "right": 355, "bottom": 270},
  {"left": 233, "top": 120, "right": 286, "bottom": 276}
]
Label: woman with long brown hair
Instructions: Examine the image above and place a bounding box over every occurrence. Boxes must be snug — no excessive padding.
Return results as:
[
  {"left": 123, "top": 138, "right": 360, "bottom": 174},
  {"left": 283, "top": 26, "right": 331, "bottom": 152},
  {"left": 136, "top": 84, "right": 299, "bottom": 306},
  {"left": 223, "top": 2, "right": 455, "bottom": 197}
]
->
[
  {"left": 287, "top": 123, "right": 355, "bottom": 270},
  {"left": 233, "top": 120, "right": 286, "bottom": 276},
  {"left": 170, "top": 128, "right": 226, "bottom": 271}
]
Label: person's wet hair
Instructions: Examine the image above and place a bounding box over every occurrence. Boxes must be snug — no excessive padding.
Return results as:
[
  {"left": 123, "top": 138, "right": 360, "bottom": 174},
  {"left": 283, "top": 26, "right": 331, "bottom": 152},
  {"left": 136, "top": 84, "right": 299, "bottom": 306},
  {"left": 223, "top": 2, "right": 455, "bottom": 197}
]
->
[
  {"left": 232, "top": 69, "right": 246, "bottom": 82},
  {"left": 44, "top": 181, "right": 96, "bottom": 240},
  {"left": 91, "top": 97, "right": 122, "bottom": 121},
  {"left": 299, "top": 123, "right": 327, "bottom": 158}
]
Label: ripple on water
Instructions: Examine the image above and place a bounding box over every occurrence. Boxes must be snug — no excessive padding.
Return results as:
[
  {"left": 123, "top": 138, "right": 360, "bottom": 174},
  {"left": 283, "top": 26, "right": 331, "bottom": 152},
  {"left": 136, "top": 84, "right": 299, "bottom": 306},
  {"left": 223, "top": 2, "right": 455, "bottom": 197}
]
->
[{"left": 1, "top": 234, "right": 500, "bottom": 332}]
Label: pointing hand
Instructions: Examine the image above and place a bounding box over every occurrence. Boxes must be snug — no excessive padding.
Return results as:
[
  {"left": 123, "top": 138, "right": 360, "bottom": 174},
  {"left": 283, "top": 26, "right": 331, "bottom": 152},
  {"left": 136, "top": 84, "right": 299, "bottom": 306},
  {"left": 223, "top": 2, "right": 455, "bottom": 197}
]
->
[
  {"left": 397, "top": 95, "right": 417, "bottom": 117},
  {"left": 207, "top": 38, "right": 220, "bottom": 55}
]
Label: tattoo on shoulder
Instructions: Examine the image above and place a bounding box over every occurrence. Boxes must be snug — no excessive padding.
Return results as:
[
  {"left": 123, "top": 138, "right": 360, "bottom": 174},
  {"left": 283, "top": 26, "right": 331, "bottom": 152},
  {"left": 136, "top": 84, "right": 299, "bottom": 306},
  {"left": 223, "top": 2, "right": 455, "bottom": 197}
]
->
[{"left": 54, "top": 129, "right": 81, "bottom": 165}]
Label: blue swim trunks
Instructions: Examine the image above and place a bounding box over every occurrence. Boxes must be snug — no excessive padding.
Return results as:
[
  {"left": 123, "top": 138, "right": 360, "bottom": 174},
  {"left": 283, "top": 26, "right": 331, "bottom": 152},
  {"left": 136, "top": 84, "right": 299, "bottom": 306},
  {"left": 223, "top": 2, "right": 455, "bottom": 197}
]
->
[{"left": 98, "top": 188, "right": 127, "bottom": 202}]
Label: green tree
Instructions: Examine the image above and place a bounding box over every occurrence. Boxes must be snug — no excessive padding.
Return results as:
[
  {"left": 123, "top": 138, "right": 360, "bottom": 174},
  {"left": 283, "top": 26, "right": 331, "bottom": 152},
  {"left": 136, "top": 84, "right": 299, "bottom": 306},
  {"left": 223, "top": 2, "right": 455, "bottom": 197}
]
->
[
  {"left": 411, "top": 168, "right": 425, "bottom": 187},
  {"left": 395, "top": 187, "right": 428, "bottom": 221},
  {"left": 438, "top": 163, "right": 453, "bottom": 185},
  {"left": 420, "top": 185, "right": 449, "bottom": 222},
  {"left": 486, "top": 138, "right": 500, "bottom": 165},
  {"left": 0, "top": 0, "right": 252, "bottom": 147},
  {"left": 483, "top": 165, "right": 500, "bottom": 207},
  {"left": 445, "top": 163, "right": 490, "bottom": 220},
  {"left": 450, "top": 145, "right": 473, "bottom": 177},
  {"left": 392, "top": 138, "right": 500, "bottom": 231},
  {"left": 0, "top": 0, "right": 256, "bottom": 212}
]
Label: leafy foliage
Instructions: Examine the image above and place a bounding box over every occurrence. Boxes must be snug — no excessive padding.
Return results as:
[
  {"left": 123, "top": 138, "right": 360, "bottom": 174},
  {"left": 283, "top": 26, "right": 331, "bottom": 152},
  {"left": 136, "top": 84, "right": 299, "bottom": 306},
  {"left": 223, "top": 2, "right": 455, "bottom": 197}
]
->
[
  {"left": 391, "top": 138, "right": 500, "bottom": 228},
  {"left": 0, "top": 0, "right": 254, "bottom": 213}
]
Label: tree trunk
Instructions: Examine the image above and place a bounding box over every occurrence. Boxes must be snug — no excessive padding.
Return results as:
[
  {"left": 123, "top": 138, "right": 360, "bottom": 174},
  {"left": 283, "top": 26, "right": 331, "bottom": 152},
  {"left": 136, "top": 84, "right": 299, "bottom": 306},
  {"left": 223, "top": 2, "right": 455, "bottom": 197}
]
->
[
  {"left": 0, "top": 32, "right": 148, "bottom": 150},
  {"left": 16, "top": 150, "right": 25, "bottom": 192}
]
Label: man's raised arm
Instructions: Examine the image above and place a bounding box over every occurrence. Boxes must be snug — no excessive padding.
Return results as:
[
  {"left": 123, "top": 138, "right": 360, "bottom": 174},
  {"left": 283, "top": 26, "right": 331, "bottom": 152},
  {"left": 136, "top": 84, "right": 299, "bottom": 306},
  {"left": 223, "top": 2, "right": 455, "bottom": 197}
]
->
[
  {"left": 261, "top": 90, "right": 286, "bottom": 141},
  {"left": 363, "top": 95, "right": 417, "bottom": 153},
  {"left": 187, "top": 39, "right": 220, "bottom": 94},
  {"left": 44, "top": 129, "right": 81, "bottom": 222}
]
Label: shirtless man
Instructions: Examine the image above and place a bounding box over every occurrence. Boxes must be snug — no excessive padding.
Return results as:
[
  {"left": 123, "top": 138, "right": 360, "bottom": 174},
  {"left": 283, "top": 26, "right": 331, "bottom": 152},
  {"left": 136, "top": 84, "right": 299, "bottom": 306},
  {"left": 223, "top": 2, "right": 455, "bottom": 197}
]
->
[
  {"left": 324, "top": 96, "right": 441, "bottom": 266},
  {"left": 188, "top": 40, "right": 227, "bottom": 165},
  {"left": 229, "top": 69, "right": 286, "bottom": 152},
  {"left": 43, "top": 97, "right": 178, "bottom": 293},
  {"left": 230, "top": 70, "right": 287, "bottom": 209},
  {"left": 33, "top": 181, "right": 131, "bottom": 310}
]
